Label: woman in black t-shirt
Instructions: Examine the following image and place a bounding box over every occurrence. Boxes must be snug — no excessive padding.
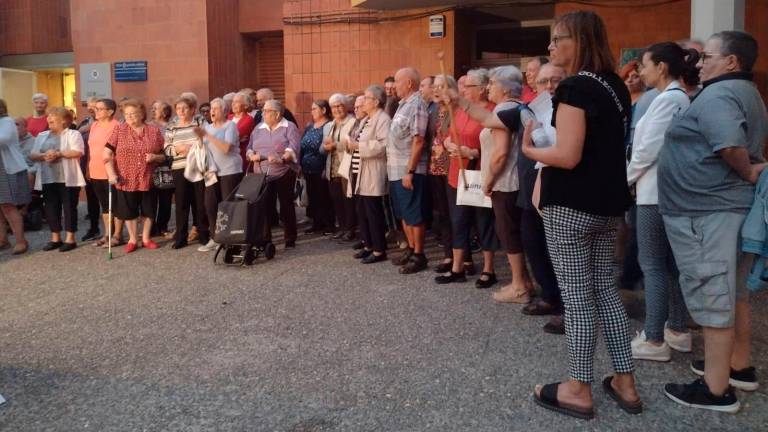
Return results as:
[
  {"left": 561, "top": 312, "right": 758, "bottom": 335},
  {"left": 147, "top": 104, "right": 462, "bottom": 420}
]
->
[{"left": 521, "top": 11, "right": 641, "bottom": 419}]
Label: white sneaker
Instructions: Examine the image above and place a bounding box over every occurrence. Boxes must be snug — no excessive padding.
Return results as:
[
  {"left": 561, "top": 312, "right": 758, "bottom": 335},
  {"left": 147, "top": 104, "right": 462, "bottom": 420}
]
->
[
  {"left": 197, "top": 240, "right": 218, "bottom": 252},
  {"left": 631, "top": 331, "right": 671, "bottom": 362},
  {"left": 665, "top": 327, "right": 693, "bottom": 353}
]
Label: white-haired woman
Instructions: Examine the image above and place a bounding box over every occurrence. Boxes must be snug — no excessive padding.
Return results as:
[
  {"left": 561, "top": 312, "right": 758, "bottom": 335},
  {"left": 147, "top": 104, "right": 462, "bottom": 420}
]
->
[
  {"left": 231, "top": 92, "right": 256, "bottom": 172},
  {"left": 481, "top": 65, "right": 536, "bottom": 302},
  {"left": 322, "top": 93, "right": 357, "bottom": 241},
  {"left": 193, "top": 97, "right": 243, "bottom": 251}
]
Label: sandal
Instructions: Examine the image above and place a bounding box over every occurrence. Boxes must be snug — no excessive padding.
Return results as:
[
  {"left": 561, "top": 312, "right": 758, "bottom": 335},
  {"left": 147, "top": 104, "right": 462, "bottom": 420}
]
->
[
  {"left": 533, "top": 382, "right": 594, "bottom": 420},
  {"left": 602, "top": 376, "right": 642, "bottom": 414},
  {"left": 94, "top": 238, "right": 107, "bottom": 247}
]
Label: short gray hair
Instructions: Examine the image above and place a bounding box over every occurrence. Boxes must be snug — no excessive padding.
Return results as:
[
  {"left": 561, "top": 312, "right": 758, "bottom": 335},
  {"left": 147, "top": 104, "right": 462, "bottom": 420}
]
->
[
  {"left": 329, "top": 93, "right": 350, "bottom": 109},
  {"left": 32, "top": 93, "right": 48, "bottom": 102},
  {"left": 466, "top": 68, "right": 490, "bottom": 86},
  {"left": 434, "top": 74, "right": 458, "bottom": 91},
  {"left": 209, "top": 97, "right": 230, "bottom": 116},
  {"left": 489, "top": 66, "right": 523, "bottom": 98},
  {"left": 257, "top": 88, "right": 274, "bottom": 99},
  {"left": 180, "top": 91, "right": 198, "bottom": 105},
  {"left": 264, "top": 99, "right": 284, "bottom": 115},
  {"left": 222, "top": 92, "right": 236, "bottom": 103},
  {"left": 365, "top": 85, "right": 386, "bottom": 109},
  {"left": 233, "top": 91, "right": 252, "bottom": 107}
]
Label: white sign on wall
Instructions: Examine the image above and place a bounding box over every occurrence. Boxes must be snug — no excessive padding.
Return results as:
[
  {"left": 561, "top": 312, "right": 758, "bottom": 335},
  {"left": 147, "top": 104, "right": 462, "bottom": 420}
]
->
[
  {"left": 79, "top": 63, "right": 112, "bottom": 101},
  {"left": 429, "top": 15, "right": 445, "bottom": 38}
]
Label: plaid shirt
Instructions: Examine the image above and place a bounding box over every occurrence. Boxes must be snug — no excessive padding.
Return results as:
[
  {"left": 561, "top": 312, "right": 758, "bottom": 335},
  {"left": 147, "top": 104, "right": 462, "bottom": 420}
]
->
[{"left": 386, "top": 92, "right": 428, "bottom": 181}]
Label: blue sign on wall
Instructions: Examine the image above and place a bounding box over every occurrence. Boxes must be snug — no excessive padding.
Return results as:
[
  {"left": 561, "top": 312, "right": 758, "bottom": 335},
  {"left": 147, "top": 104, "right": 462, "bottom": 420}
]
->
[{"left": 114, "top": 61, "right": 148, "bottom": 82}]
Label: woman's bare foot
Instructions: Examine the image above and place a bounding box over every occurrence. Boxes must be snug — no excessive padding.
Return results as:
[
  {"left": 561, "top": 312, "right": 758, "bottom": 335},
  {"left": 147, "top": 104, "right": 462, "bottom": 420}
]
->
[
  {"left": 492, "top": 283, "right": 531, "bottom": 304},
  {"left": 535, "top": 379, "right": 594, "bottom": 411},
  {"left": 610, "top": 373, "right": 641, "bottom": 405}
]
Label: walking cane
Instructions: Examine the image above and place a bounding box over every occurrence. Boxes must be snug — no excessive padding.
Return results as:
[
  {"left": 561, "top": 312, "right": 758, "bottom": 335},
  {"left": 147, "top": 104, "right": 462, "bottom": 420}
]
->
[{"left": 108, "top": 184, "right": 112, "bottom": 260}]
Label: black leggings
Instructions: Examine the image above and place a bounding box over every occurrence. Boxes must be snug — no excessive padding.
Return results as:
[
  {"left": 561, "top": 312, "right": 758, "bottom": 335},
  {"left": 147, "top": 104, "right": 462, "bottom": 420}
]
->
[
  {"left": 521, "top": 208, "right": 561, "bottom": 307},
  {"left": 429, "top": 174, "right": 451, "bottom": 259},
  {"left": 329, "top": 177, "right": 356, "bottom": 232},
  {"left": 205, "top": 173, "right": 242, "bottom": 239},
  {"left": 43, "top": 183, "right": 80, "bottom": 233},
  {"left": 172, "top": 169, "right": 207, "bottom": 244}
]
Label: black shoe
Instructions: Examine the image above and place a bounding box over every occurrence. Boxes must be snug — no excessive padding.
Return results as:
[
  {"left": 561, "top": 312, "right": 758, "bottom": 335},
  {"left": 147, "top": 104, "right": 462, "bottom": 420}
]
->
[
  {"left": 463, "top": 262, "right": 477, "bottom": 276},
  {"left": 664, "top": 378, "right": 740, "bottom": 413},
  {"left": 690, "top": 360, "right": 759, "bottom": 392},
  {"left": 475, "top": 272, "right": 498, "bottom": 289},
  {"left": 392, "top": 248, "right": 413, "bottom": 266},
  {"left": 400, "top": 253, "right": 427, "bottom": 274},
  {"left": 354, "top": 249, "right": 372, "bottom": 259},
  {"left": 523, "top": 300, "right": 562, "bottom": 316},
  {"left": 171, "top": 240, "right": 188, "bottom": 249},
  {"left": 331, "top": 231, "right": 346, "bottom": 240},
  {"left": 543, "top": 315, "right": 565, "bottom": 335},
  {"left": 361, "top": 253, "right": 387, "bottom": 264},
  {"left": 304, "top": 227, "right": 319, "bottom": 234},
  {"left": 341, "top": 231, "right": 356, "bottom": 242},
  {"left": 81, "top": 230, "right": 100, "bottom": 242},
  {"left": 43, "top": 241, "right": 63, "bottom": 251},
  {"left": 59, "top": 242, "right": 77, "bottom": 252},
  {"left": 434, "top": 260, "right": 453, "bottom": 274},
  {"left": 285, "top": 241, "right": 296, "bottom": 249},
  {"left": 352, "top": 241, "right": 365, "bottom": 250},
  {"left": 435, "top": 271, "right": 467, "bottom": 284}
]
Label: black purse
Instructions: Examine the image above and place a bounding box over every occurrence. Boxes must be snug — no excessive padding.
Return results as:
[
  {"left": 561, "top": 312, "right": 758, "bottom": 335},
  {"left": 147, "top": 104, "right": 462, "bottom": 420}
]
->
[{"left": 152, "top": 156, "right": 175, "bottom": 189}]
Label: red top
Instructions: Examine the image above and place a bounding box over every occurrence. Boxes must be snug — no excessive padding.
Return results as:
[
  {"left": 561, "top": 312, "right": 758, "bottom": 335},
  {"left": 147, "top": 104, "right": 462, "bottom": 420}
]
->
[
  {"left": 26, "top": 116, "right": 48, "bottom": 137},
  {"left": 522, "top": 85, "right": 537, "bottom": 104},
  {"left": 447, "top": 102, "right": 494, "bottom": 188},
  {"left": 107, "top": 123, "right": 164, "bottom": 192},
  {"left": 232, "top": 115, "right": 256, "bottom": 171}
]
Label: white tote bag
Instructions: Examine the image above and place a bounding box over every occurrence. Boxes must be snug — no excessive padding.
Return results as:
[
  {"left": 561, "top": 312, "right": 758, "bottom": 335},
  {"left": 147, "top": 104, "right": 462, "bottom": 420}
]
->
[{"left": 456, "top": 168, "right": 492, "bottom": 208}]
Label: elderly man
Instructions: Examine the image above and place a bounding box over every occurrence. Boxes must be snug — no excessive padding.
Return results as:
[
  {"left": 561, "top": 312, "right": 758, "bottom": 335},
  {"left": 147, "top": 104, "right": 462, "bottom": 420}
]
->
[
  {"left": 253, "top": 88, "right": 298, "bottom": 126},
  {"left": 522, "top": 56, "right": 549, "bottom": 103},
  {"left": 658, "top": 31, "right": 767, "bottom": 413},
  {"left": 15, "top": 117, "right": 35, "bottom": 171},
  {"left": 26, "top": 93, "right": 49, "bottom": 137},
  {"left": 388, "top": 67, "right": 429, "bottom": 274}
]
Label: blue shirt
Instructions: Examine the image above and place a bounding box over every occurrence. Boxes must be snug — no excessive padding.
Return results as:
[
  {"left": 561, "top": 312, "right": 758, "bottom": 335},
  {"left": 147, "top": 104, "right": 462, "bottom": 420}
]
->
[{"left": 300, "top": 122, "right": 329, "bottom": 175}]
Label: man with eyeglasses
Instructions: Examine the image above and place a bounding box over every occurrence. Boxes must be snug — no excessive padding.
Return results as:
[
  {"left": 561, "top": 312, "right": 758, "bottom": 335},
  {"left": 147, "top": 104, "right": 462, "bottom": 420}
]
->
[{"left": 659, "top": 31, "right": 767, "bottom": 413}]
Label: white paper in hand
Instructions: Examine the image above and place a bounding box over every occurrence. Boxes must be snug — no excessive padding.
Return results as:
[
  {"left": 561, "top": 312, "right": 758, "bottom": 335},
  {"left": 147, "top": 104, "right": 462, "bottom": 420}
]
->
[{"left": 527, "top": 91, "right": 556, "bottom": 149}]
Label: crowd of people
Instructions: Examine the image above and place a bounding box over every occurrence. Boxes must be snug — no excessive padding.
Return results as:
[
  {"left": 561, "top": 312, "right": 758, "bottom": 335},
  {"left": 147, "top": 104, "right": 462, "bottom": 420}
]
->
[{"left": 0, "top": 9, "right": 766, "bottom": 420}]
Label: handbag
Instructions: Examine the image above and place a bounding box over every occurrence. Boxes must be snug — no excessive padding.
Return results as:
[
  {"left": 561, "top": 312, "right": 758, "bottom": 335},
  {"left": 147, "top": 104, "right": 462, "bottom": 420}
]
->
[
  {"left": 457, "top": 165, "right": 492, "bottom": 208},
  {"left": 337, "top": 151, "right": 352, "bottom": 180},
  {"left": 152, "top": 163, "right": 175, "bottom": 189}
]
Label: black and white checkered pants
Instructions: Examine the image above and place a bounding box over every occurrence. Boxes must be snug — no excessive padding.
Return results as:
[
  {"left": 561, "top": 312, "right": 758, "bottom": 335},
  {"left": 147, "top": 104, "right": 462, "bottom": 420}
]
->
[{"left": 543, "top": 205, "right": 635, "bottom": 383}]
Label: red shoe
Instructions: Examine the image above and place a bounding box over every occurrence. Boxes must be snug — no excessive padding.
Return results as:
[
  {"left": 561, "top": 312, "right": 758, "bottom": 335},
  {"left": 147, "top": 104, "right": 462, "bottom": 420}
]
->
[
  {"left": 124, "top": 242, "right": 138, "bottom": 253},
  {"left": 143, "top": 239, "right": 159, "bottom": 250}
]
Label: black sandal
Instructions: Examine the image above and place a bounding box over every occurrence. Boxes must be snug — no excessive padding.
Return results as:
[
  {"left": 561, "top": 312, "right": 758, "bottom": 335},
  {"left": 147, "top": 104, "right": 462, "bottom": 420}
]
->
[
  {"left": 533, "top": 382, "right": 595, "bottom": 420},
  {"left": 602, "top": 376, "right": 643, "bottom": 414}
]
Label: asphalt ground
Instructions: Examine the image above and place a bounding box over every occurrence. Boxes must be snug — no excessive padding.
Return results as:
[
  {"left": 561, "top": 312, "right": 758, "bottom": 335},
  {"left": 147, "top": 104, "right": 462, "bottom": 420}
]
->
[{"left": 1, "top": 206, "right": 767, "bottom": 431}]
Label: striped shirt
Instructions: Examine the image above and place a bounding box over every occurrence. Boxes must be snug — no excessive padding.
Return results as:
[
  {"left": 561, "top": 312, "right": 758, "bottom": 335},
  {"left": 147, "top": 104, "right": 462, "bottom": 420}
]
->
[{"left": 164, "top": 118, "right": 202, "bottom": 170}]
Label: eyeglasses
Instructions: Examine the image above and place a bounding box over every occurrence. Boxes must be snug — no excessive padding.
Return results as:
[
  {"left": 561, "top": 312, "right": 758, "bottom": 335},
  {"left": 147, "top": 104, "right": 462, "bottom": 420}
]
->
[
  {"left": 263, "top": 109, "right": 279, "bottom": 114},
  {"left": 124, "top": 111, "right": 141, "bottom": 118},
  {"left": 464, "top": 84, "right": 482, "bottom": 89},
  {"left": 95, "top": 107, "right": 110, "bottom": 111},
  {"left": 363, "top": 95, "right": 377, "bottom": 100},
  {"left": 701, "top": 52, "right": 721, "bottom": 62},
  {"left": 330, "top": 104, "right": 345, "bottom": 109},
  {"left": 550, "top": 34, "right": 572, "bottom": 47},
  {"left": 536, "top": 77, "right": 562, "bottom": 86}
]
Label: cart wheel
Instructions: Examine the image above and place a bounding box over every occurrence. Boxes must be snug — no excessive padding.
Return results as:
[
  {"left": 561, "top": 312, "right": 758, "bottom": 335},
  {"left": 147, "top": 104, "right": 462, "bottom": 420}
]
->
[
  {"left": 213, "top": 244, "right": 224, "bottom": 264},
  {"left": 265, "top": 242, "right": 276, "bottom": 260},
  {"left": 243, "top": 245, "right": 255, "bottom": 266},
  {"left": 223, "top": 246, "right": 236, "bottom": 264}
]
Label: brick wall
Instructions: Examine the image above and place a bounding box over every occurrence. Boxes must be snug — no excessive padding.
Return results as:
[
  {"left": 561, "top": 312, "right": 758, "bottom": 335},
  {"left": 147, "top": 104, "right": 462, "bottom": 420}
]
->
[
  {"left": 0, "top": 0, "right": 72, "bottom": 55},
  {"left": 70, "top": 0, "right": 210, "bottom": 106},
  {"left": 283, "top": 0, "right": 454, "bottom": 127}
]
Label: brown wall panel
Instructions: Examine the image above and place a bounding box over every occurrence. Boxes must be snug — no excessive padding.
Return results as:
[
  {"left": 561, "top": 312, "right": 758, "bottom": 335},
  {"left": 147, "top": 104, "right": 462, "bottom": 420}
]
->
[
  {"left": 239, "top": 0, "right": 284, "bottom": 34},
  {"left": 206, "top": 0, "right": 245, "bottom": 98},
  {"left": 746, "top": 0, "right": 768, "bottom": 101},
  {"left": 0, "top": 0, "right": 72, "bottom": 55}
]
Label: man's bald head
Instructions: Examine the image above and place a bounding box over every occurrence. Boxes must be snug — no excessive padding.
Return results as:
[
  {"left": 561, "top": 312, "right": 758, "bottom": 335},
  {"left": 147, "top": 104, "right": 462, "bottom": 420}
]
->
[{"left": 394, "top": 67, "right": 421, "bottom": 99}]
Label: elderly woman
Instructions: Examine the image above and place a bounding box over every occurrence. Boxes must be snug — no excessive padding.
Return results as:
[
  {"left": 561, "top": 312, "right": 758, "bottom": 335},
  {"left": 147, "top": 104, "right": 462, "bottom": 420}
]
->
[
  {"left": 349, "top": 85, "right": 391, "bottom": 263},
  {"left": 193, "top": 97, "right": 243, "bottom": 252},
  {"left": 429, "top": 75, "right": 457, "bottom": 273},
  {"left": 26, "top": 93, "right": 49, "bottom": 137},
  {"left": 480, "top": 66, "right": 535, "bottom": 302},
  {"left": 231, "top": 92, "right": 256, "bottom": 172},
  {"left": 165, "top": 96, "right": 206, "bottom": 249},
  {"left": 149, "top": 101, "right": 174, "bottom": 237},
  {"left": 87, "top": 98, "right": 122, "bottom": 247},
  {"left": 435, "top": 68, "right": 499, "bottom": 288},
  {"left": 323, "top": 93, "right": 358, "bottom": 242},
  {"left": 301, "top": 100, "right": 333, "bottom": 235},
  {"left": 247, "top": 99, "right": 301, "bottom": 248},
  {"left": 0, "top": 99, "right": 31, "bottom": 254},
  {"left": 104, "top": 99, "right": 165, "bottom": 253},
  {"left": 30, "top": 107, "right": 85, "bottom": 251}
]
